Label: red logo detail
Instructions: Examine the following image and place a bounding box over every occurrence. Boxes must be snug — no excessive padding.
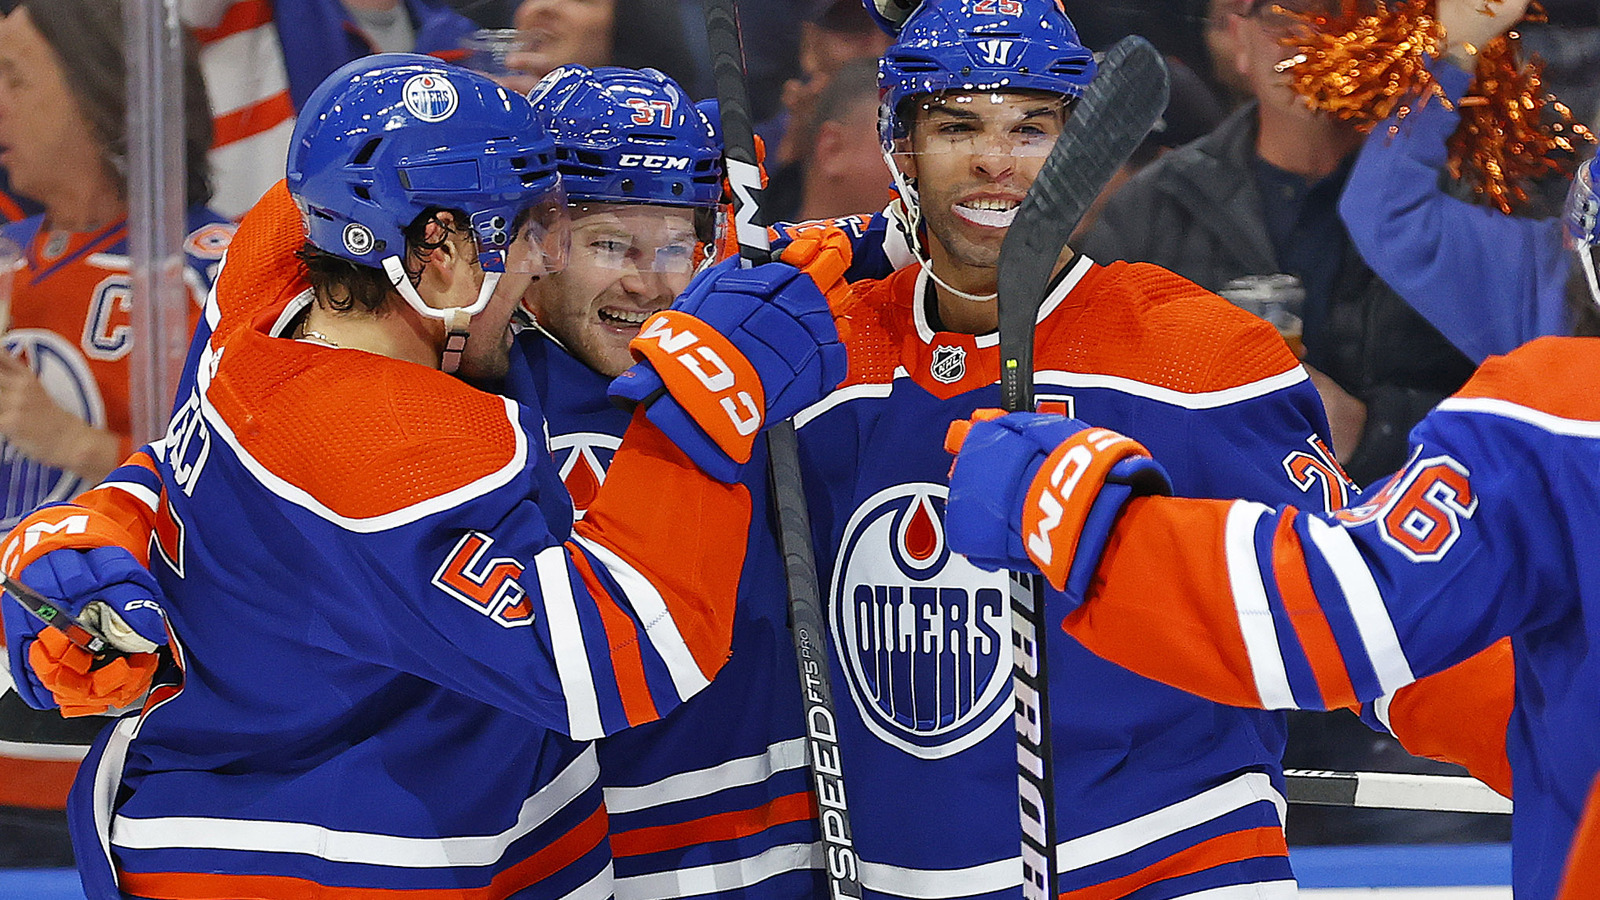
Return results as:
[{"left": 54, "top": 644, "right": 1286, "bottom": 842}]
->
[
  {"left": 432, "top": 532, "right": 532, "bottom": 627},
  {"left": 562, "top": 451, "right": 604, "bottom": 517},
  {"left": 903, "top": 496, "right": 939, "bottom": 563}
]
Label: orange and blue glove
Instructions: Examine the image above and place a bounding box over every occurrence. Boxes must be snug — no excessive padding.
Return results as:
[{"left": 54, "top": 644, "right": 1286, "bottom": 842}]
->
[
  {"left": 609, "top": 257, "right": 847, "bottom": 482},
  {"left": 2, "top": 545, "right": 167, "bottom": 716},
  {"left": 944, "top": 411, "right": 1171, "bottom": 602}
]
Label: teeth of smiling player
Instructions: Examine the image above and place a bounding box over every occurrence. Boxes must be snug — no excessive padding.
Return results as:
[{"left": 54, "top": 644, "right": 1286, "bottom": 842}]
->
[
  {"left": 956, "top": 200, "right": 1018, "bottom": 228},
  {"left": 601, "top": 309, "right": 650, "bottom": 326}
]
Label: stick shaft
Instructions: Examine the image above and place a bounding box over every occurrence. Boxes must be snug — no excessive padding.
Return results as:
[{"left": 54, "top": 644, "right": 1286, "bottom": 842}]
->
[
  {"left": 1284, "top": 769, "right": 1512, "bottom": 815},
  {"left": 702, "top": 3, "right": 862, "bottom": 895}
]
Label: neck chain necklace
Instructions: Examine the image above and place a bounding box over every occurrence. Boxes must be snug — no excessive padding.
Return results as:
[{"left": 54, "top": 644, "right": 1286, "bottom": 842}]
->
[{"left": 300, "top": 329, "right": 339, "bottom": 347}]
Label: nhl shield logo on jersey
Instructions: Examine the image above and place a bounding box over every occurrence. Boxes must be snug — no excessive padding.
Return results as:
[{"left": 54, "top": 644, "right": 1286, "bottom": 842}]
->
[
  {"left": 403, "top": 73, "right": 459, "bottom": 122},
  {"left": 930, "top": 345, "right": 966, "bottom": 384},
  {"left": 830, "top": 483, "right": 1012, "bottom": 759}
]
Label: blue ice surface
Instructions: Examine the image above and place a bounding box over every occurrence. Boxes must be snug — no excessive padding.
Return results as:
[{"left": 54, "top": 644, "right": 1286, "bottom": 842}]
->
[{"left": 1291, "top": 843, "right": 1512, "bottom": 887}]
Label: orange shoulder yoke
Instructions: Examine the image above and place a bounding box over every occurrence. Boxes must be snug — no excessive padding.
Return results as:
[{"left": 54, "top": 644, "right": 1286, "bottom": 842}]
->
[
  {"left": 1042, "top": 261, "right": 1303, "bottom": 394},
  {"left": 208, "top": 329, "right": 522, "bottom": 521},
  {"left": 212, "top": 180, "right": 310, "bottom": 343},
  {"left": 833, "top": 267, "right": 918, "bottom": 388},
  {"left": 1452, "top": 337, "right": 1600, "bottom": 422}
]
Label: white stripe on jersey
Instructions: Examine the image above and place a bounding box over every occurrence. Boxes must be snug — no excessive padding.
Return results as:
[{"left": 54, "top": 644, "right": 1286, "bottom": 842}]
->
[
  {"left": 1055, "top": 771, "right": 1287, "bottom": 874},
  {"left": 614, "top": 841, "right": 819, "bottom": 900},
  {"left": 112, "top": 745, "right": 602, "bottom": 867},
  {"left": 1033, "top": 366, "right": 1308, "bottom": 412},
  {"left": 1437, "top": 396, "right": 1600, "bottom": 437},
  {"left": 857, "top": 854, "right": 1019, "bottom": 899},
  {"left": 0, "top": 738, "right": 88, "bottom": 762},
  {"left": 536, "top": 544, "right": 605, "bottom": 740},
  {"left": 98, "top": 479, "right": 160, "bottom": 513},
  {"left": 794, "top": 375, "right": 906, "bottom": 429},
  {"left": 1224, "top": 502, "right": 1297, "bottom": 709},
  {"left": 1305, "top": 516, "right": 1417, "bottom": 695},
  {"left": 571, "top": 533, "right": 710, "bottom": 701},
  {"left": 603, "top": 737, "right": 808, "bottom": 814}
]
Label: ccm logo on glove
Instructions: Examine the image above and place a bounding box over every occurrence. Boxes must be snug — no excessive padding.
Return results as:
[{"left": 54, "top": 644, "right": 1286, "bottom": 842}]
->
[
  {"left": 632, "top": 310, "right": 765, "bottom": 457},
  {"left": 1024, "top": 428, "right": 1151, "bottom": 581}
]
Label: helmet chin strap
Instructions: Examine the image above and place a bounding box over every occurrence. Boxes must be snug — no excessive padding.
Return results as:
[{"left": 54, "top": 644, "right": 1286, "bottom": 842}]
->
[
  {"left": 884, "top": 148, "right": 1000, "bottom": 305},
  {"left": 382, "top": 256, "right": 501, "bottom": 375}
]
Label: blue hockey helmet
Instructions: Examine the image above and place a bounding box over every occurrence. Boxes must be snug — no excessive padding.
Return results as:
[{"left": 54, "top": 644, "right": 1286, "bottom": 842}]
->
[
  {"left": 286, "top": 53, "right": 569, "bottom": 372},
  {"left": 527, "top": 65, "right": 723, "bottom": 209},
  {"left": 878, "top": 0, "right": 1096, "bottom": 147},
  {"left": 287, "top": 53, "right": 567, "bottom": 278}
]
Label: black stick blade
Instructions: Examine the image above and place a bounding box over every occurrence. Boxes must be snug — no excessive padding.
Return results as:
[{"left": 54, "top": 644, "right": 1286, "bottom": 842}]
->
[{"left": 997, "top": 36, "right": 1170, "bottom": 413}]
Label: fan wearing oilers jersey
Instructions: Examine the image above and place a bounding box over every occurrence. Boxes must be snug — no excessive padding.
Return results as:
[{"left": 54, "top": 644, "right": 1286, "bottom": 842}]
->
[
  {"left": 0, "top": 54, "right": 843, "bottom": 900},
  {"left": 769, "top": 0, "right": 1420, "bottom": 896},
  {"left": 513, "top": 65, "right": 825, "bottom": 898}
]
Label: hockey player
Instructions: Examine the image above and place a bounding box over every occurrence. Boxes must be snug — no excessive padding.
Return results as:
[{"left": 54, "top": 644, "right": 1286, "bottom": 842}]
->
[
  {"left": 0, "top": 54, "right": 843, "bottom": 899},
  {"left": 517, "top": 65, "right": 824, "bottom": 896},
  {"left": 770, "top": 0, "right": 1360, "bottom": 895},
  {"left": 937, "top": 155, "right": 1600, "bottom": 899}
]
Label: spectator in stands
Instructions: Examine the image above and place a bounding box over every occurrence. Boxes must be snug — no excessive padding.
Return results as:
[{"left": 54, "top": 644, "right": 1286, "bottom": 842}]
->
[
  {"left": 760, "top": 0, "right": 892, "bottom": 223},
  {"left": 0, "top": 0, "right": 234, "bottom": 868},
  {"left": 496, "top": 0, "right": 701, "bottom": 99},
  {"left": 1079, "top": 0, "right": 1475, "bottom": 487},
  {"left": 1339, "top": 0, "right": 1598, "bottom": 364},
  {"left": 183, "top": 0, "right": 480, "bottom": 217},
  {"left": 1078, "top": 0, "right": 1501, "bottom": 848},
  {"left": 787, "top": 57, "right": 891, "bottom": 222}
]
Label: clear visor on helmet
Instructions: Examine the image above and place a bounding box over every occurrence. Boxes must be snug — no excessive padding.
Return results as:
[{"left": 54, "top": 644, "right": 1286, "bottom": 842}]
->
[
  {"left": 567, "top": 203, "right": 703, "bottom": 276},
  {"left": 1563, "top": 160, "right": 1600, "bottom": 252},
  {"left": 480, "top": 185, "right": 573, "bottom": 277},
  {"left": 893, "top": 91, "right": 1070, "bottom": 158}
]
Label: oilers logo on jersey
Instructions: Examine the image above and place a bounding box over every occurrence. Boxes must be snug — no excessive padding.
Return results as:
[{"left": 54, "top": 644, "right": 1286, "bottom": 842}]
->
[
  {"left": 550, "top": 431, "right": 620, "bottom": 519},
  {"left": 0, "top": 330, "right": 107, "bottom": 528},
  {"left": 830, "top": 483, "right": 1011, "bottom": 759}
]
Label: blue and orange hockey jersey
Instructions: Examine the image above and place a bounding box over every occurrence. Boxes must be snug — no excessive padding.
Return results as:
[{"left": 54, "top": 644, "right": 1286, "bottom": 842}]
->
[
  {"left": 1061, "top": 336, "right": 1595, "bottom": 900},
  {"left": 0, "top": 210, "right": 233, "bottom": 530},
  {"left": 791, "top": 254, "right": 1349, "bottom": 899},
  {"left": 0, "top": 185, "right": 756, "bottom": 899},
  {"left": 516, "top": 333, "right": 822, "bottom": 899}
]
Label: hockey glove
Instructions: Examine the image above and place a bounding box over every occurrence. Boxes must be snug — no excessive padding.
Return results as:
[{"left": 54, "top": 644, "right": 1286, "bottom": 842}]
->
[
  {"left": 2, "top": 546, "right": 167, "bottom": 716},
  {"left": 774, "top": 223, "right": 855, "bottom": 310},
  {"left": 944, "top": 411, "right": 1171, "bottom": 602},
  {"left": 609, "top": 257, "right": 847, "bottom": 482}
]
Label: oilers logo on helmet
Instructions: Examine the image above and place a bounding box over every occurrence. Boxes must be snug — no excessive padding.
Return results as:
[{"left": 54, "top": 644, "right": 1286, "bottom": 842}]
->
[
  {"left": 0, "top": 330, "right": 106, "bottom": 528},
  {"left": 830, "top": 483, "right": 1011, "bottom": 759},
  {"left": 403, "top": 73, "right": 459, "bottom": 122}
]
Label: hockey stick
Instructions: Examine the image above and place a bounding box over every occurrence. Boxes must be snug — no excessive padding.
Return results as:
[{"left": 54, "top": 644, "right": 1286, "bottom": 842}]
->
[
  {"left": 702, "top": 2, "right": 861, "bottom": 896},
  {"left": 1284, "top": 769, "right": 1512, "bottom": 815},
  {"left": 994, "top": 37, "right": 1170, "bottom": 900}
]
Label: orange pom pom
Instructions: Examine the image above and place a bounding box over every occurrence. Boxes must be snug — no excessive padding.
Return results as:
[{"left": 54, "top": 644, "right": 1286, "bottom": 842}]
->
[{"left": 1277, "top": 0, "right": 1595, "bottom": 214}]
